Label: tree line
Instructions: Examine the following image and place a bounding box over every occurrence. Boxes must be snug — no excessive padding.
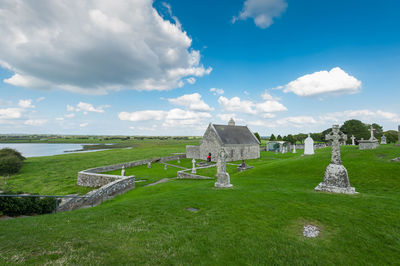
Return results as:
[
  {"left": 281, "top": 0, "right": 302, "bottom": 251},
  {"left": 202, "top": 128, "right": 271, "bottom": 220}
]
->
[{"left": 266, "top": 119, "right": 398, "bottom": 144}]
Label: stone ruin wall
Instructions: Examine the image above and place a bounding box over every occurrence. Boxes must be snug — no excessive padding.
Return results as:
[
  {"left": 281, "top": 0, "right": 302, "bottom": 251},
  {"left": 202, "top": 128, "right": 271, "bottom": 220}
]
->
[
  {"left": 77, "top": 154, "right": 186, "bottom": 187},
  {"left": 59, "top": 154, "right": 187, "bottom": 212}
]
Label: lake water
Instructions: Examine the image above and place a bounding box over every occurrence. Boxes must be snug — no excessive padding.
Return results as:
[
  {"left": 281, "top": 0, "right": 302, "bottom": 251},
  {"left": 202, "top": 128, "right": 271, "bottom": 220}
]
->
[{"left": 0, "top": 143, "right": 100, "bottom": 158}]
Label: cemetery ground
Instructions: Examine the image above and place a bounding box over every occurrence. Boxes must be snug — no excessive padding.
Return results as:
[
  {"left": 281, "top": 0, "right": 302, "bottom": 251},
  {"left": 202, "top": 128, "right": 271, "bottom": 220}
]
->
[{"left": 0, "top": 141, "right": 399, "bottom": 264}]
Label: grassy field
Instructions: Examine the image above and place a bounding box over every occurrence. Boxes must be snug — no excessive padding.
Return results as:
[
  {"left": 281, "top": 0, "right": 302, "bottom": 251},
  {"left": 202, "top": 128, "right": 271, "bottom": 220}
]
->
[
  {"left": 0, "top": 139, "right": 199, "bottom": 195},
  {"left": 0, "top": 143, "right": 399, "bottom": 264}
]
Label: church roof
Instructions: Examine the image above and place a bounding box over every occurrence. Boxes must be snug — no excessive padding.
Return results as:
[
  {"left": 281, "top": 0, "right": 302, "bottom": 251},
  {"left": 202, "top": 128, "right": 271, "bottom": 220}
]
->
[{"left": 212, "top": 124, "right": 260, "bottom": 145}]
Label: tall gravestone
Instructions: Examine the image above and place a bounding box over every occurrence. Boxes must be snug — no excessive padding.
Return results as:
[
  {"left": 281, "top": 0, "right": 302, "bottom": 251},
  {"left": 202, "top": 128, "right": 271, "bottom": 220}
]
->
[
  {"left": 381, "top": 135, "right": 387, "bottom": 145},
  {"left": 304, "top": 134, "right": 314, "bottom": 155},
  {"left": 397, "top": 125, "right": 400, "bottom": 146},
  {"left": 292, "top": 144, "right": 296, "bottom": 153},
  {"left": 191, "top": 158, "right": 196, "bottom": 174},
  {"left": 351, "top": 135, "right": 356, "bottom": 146},
  {"left": 315, "top": 125, "right": 357, "bottom": 194},
  {"left": 214, "top": 148, "right": 233, "bottom": 188}
]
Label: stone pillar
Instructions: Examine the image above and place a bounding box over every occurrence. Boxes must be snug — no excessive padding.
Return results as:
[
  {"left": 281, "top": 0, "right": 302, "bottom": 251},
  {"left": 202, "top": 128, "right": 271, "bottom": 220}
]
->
[
  {"left": 191, "top": 158, "right": 196, "bottom": 174},
  {"left": 215, "top": 148, "right": 233, "bottom": 188},
  {"left": 315, "top": 125, "right": 357, "bottom": 194}
]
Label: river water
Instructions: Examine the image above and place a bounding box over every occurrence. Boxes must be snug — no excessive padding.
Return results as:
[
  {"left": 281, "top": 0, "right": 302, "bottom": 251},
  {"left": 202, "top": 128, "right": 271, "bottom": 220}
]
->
[{"left": 0, "top": 143, "right": 101, "bottom": 158}]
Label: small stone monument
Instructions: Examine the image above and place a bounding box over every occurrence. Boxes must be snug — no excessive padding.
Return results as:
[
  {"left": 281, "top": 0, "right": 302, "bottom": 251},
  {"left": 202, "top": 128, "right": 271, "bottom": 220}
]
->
[
  {"left": 351, "top": 135, "right": 356, "bottom": 145},
  {"left": 121, "top": 165, "right": 125, "bottom": 176},
  {"left": 381, "top": 135, "right": 387, "bottom": 145},
  {"left": 214, "top": 148, "right": 233, "bottom": 188},
  {"left": 397, "top": 125, "right": 400, "bottom": 145},
  {"left": 292, "top": 144, "right": 296, "bottom": 153},
  {"left": 359, "top": 125, "right": 379, "bottom": 150},
  {"left": 191, "top": 158, "right": 196, "bottom": 174},
  {"left": 147, "top": 162, "right": 151, "bottom": 168},
  {"left": 164, "top": 164, "right": 168, "bottom": 170},
  {"left": 304, "top": 134, "right": 314, "bottom": 155},
  {"left": 177, "top": 158, "right": 180, "bottom": 163},
  {"left": 315, "top": 125, "right": 357, "bottom": 194}
]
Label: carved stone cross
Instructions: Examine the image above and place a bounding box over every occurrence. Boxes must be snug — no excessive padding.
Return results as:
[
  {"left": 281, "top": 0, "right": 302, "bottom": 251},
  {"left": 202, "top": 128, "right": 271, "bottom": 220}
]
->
[
  {"left": 325, "top": 125, "right": 347, "bottom": 165},
  {"left": 351, "top": 135, "right": 356, "bottom": 145},
  {"left": 368, "top": 125, "right": 376, "bottom": 140}
]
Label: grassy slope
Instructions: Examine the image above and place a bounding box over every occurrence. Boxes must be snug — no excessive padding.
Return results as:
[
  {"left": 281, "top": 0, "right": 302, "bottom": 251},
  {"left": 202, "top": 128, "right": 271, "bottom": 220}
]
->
[
  {"left": 0, "top": 145, "right": 399, "bottom": 264},
  {"left": 0, "top": 139, "right": 198, "bottom": 195}
]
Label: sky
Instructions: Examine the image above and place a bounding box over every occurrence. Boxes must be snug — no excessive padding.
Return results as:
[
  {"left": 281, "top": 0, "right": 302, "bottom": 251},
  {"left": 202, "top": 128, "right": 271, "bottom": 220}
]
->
[{"left": 0, "top": 0, "right": 399, "bottom": 136}]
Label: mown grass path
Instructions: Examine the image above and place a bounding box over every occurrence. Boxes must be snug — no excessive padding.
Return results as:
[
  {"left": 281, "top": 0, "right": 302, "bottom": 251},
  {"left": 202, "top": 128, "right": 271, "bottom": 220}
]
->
[{"left": 0, "top": 144, "right": 399, "bottom": 264}]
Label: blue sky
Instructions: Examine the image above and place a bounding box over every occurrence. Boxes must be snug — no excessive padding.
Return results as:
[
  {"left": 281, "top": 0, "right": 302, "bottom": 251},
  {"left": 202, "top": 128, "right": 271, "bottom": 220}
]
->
[{"left": 0, "top": 0, "right": 399, "bottom": 136}]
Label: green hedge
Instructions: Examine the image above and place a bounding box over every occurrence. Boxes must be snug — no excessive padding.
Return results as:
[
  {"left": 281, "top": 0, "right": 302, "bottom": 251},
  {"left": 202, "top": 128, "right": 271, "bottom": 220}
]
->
[
  {"left": 0, "top": 192, "right": 59, "bottom": 216},
  {"left": 0, "top": 148, "right": 26, "bottom": 175}
]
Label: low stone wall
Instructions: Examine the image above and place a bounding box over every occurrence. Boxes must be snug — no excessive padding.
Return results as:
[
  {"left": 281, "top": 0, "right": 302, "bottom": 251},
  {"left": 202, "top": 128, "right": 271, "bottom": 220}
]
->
[
  {"left": 177, "top": 164, "right": 215, "bottom": 180},
  {"left": 58, "top": 176, "right": 135, "bottom": 212},
  {"left": 77, "top": 154, "right": 186, "bottom": 187}
]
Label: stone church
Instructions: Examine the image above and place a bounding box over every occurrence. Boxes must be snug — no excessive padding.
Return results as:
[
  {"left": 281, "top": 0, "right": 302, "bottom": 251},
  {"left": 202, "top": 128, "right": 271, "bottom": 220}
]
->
[{"left": 186, "top": 118, "right": 260, "bottom": 162}]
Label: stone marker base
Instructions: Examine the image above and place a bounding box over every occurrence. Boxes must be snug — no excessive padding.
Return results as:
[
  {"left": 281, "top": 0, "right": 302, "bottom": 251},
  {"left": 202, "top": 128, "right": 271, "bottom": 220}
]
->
[
  {"left": 314, "top": 163, "right": 358, "bottom": 194},
  {"left": 314, "top": 183, "right": 357, "bottom": 194},
  {"left": 214, "top": 182, "right": 233, "bottom": 188},
  {"left": 214, "top": 173, "right": 233, "bottom": 188}
]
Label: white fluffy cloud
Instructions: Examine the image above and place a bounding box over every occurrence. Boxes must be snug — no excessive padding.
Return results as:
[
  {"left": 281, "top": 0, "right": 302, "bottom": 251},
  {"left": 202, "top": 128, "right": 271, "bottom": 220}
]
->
[
  {"left": 210, "top": 88, "right": 224, "bottom": 95},
  {"left": 277, "top": 116, "right": 317, "bottom": 127},
  {"left": 0, "top": 108, "right": 23, "bottom": 120},
  {"left": 118, "top": 110, "right": 166, "bottom": 122},
  {"left": 67, "top": 102, "right": 109, "bottom": 114},
  {"left": 283, "top": 67, "right": 362, "bottom": 97},
  {"left": 233, "top": 0, "right": 287, "bottom": 29},
  {"left": 18, "top": 99, "right": 35, "bottom": 108},
  {"left": 218, "top": 96, "right": 287, "bottom": 117},
  {"left": 319, "top": 109, "right": 400, "bottom": 124},
  {"left": 80, "top": 123, "right": 89, "bottom": 127},
  {"left": 168, "top": 93, "right": 213, "bottom": 111},
  {"left": 119, "top": 107, "right": 211, "bottom": 129},
  {"left": 0, "top": 0, "right": 211, "bottom": 94},
  {"left": 24, "top": 119, "right": 47, "bottom": 126}
]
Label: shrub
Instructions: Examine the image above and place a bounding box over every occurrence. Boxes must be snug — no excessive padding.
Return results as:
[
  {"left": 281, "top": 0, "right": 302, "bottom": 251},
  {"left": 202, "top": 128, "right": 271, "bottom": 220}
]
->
[
  {"left": 0, "top": 191, "right": 59, "bottom": 216},
  {"left": 0, "top": 148, "right": 25, "bottom": 175}
]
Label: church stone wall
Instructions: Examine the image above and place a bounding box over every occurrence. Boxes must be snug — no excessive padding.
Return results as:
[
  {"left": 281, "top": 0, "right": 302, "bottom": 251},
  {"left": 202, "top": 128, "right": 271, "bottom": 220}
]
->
[
  {"left": 199, "top": 126, "right": 222, "bottom": 161},
  {"left": 186, "top": 145, "right": 200, "bottom": 159},
  {"left": 223, "top": 144, "right": 260, "bottom": 162}
]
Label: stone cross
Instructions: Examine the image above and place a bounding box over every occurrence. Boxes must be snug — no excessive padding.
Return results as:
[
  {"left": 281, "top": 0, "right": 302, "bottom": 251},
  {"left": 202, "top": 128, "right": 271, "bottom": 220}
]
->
[
  {"left": 398, "top": 125, "right": 400, "bottom": 144},
  {"left": 368, "top": 125, "right": 376, "bottom": 140},
  {"left": 147, "top": 162, "right": 151, "bottom": 168},
  {"left": 191, "top": 158, "right": 196, "bottom": 174},
  {"left": 215, "top": 148, "right": 232, "bottom": 188},
  {"left": 351, "top": 135, "right": 356, "bottom": 145},
  {"left": 325, "top": 125, "right": 347, "bottom": 165},
  {"left": 121, "top": 165, "right": 125, "bottom": 176}
]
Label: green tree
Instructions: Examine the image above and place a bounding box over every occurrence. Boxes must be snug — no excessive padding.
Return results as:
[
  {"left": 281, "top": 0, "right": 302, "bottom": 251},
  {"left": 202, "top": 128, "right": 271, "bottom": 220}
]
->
[
  {"left": 384, "top": 130, "right": 398, "bottom": 143},
  {"left": 287, "top": 134, "right": 295, "bottom": 144},
  {"left": 340, "top": 119, "right": 369, "bottom": 143},
  {"left": 277, "top": 135, "right": 282, "bottom": 141},
  {"left": 269, "top": 134, "right": 276, "bottom": 141},
  {"left": 254, "top": 132, "right": 261, "bottom": 143}
]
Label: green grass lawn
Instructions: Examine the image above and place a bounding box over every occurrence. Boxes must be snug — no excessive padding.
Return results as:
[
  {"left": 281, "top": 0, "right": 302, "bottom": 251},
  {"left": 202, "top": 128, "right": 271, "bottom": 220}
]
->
[
  {"left": 0, "top": 144, "right": 400, "bottom": 264},
  {"left": 0, "top": 139, "right": 199, "bottom": 195}
]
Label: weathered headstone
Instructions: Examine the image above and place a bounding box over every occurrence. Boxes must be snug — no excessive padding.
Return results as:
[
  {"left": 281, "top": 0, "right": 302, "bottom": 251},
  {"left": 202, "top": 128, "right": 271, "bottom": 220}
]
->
[
  {"left": 191, "top": 158, "right": 196, "bottom": 174},
  {"left": 121, "top": 165, "right": 125, "bottom": 176},
  {"left": 315, "top": 125, "right": 357, "bottom": 194},
  {"left": 147, "top": 162, "right": 151, "bottom": 168},
  {"left": 359, "top": 125, "right": 379, "bottom": 150},
  {"left": 177, "top": 158, "right": 181, "bottom": 163},
  {"left": 351, "top": 135, "right": 356, "bottom": 145},
  {"left": 381, "top": 135, "right": 387, "bottom": 145},
  {"left": 214, "top": 148, "right": 233, "bottom": 188},
  {"left": 164, "top": 164, "right": 168, "bottom": 170},
  {"left": 292, "top": 144, "right": 296, "bottom": 153},
  {"left": 304, "top": 134, "right": 314, "bottom": 155}
]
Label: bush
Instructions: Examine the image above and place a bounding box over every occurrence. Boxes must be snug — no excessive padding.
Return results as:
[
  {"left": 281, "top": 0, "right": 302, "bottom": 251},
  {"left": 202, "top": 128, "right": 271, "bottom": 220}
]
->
[
  {"left": 0, "top": 148, "right": 25, "bottom": 175},
  {"left": 0, "top": 191, "right": 59, "bottom": 216}
]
